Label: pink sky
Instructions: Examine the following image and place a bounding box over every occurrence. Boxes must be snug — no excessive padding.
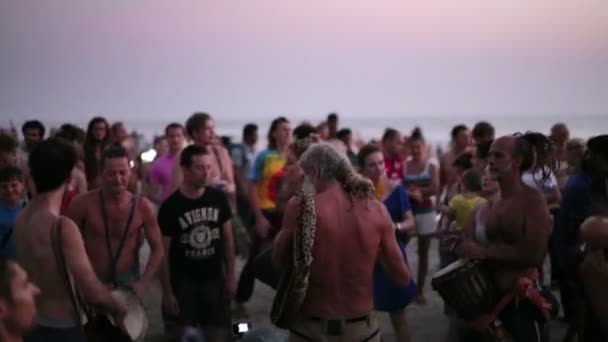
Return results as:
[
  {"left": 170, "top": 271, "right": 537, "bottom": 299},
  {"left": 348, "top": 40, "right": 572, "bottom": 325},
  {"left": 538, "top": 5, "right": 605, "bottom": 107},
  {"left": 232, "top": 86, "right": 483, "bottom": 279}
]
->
[{"left": 1, "top": 0, "right": 606, "bottom": 125}]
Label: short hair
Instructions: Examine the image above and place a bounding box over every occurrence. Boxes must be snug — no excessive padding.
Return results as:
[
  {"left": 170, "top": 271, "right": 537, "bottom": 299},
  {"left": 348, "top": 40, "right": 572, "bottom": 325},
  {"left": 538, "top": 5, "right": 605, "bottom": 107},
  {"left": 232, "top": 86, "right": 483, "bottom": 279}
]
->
[
  {"left": 0, "top": 256, "right": 15, "bottom": 302},
  {"left": 336, "top": 128, "right": 352, "bottom": 141},
  {"left": 0, "top": 134, "right": 17, "bottom": 153},
  {"left": 185, "top": 112, "right": 212, "bottom": 137},
  {"left": 382, "top": 128, "right": 400, "bottom": 143},
  {"left": 462, "top": 169, "right": 482, "bottom": 192},
  {"left": 180, "top": 144, "right": 209, "bottom": 168},
  {"left": 29, "top": 138, "right": 76, "bottom": 193},
  {"left": 22, "top": 120, "right": 45, "bottom": 138},
  {"left": 476, "top": 140, "right": 493, "bottom": 160},
  {"left": 357, "top": 144, "right": 381, "bottom": 167},
  {"left": 0, "top": 166, "right": 24, "bottom": 184},
  {"left": 267, "top": 116, "right": 289, "bottom": 149},
  {"left": 243, "top": 123, "right": 257, "bottom": 138},
  {"left": 586, "top": 135, "right": 608, "bottom": 159},
  {"left": 565, "top": 138, "right": 585, "bottom": 153},
  {"left": 409, "top": 127, "right": 425, "bottom": 142},
  {"left": 452, "top": 152, "right": 473, "bottom": 171},
  {"left": 451, "top": 124, "right": 469, "bottom": 140},
  {"left": 293, "top": 123, "right": 317, "bottom": 140},
  {"left": 327, "top": 113, "right": 338, "bottom": 122},
  {"left": 472, "top": 121, "right": 495, "bottom": 140},
  {"left": 164, "top": 122, "right": 184, "bottom": 136},
  {"left": 55, "top": 123, "right": 85, "bottom": 144},
  {"left": 101, "top": 143, "right": 129, "bottom": 168}
]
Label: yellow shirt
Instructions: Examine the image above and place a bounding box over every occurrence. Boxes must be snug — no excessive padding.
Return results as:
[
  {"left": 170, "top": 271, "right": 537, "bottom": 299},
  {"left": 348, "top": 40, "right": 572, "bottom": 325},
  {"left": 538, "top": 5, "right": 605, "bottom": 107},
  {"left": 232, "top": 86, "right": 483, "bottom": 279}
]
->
[{"left": 449, "top": 193, "right": 486, "bottom": 230}]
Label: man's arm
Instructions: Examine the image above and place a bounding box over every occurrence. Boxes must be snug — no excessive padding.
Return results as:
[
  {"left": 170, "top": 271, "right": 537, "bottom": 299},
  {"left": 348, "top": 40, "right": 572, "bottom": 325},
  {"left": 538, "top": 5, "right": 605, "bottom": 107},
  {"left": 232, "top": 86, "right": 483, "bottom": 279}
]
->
[
  {"left": 137, "top": 198, "right": 165, "bottom": 292},
  {"left": 378, "top": 206, "right": 411, "bottom": 286},
  {"left": 159, "top": 236, "right": 173, "bottom": 294},
  {"left": 221, "top": 219, "right": 236, "bottom": 298},
  {"left": 484, "top": 195, "right": 550, "bottom": 267},
  {"left": 61, "top": 217, "right": 124, "bottom": 316},
  {"left": 272, "top": 197, "right": 298, "bottom": 270}
]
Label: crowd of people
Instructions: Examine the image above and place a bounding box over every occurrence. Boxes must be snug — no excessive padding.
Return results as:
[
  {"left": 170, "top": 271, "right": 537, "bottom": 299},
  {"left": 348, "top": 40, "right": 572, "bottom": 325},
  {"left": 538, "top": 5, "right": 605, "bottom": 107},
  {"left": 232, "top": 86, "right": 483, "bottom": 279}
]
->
[{"left": 0, "top": 112, "right": 606, "bottom": 342}]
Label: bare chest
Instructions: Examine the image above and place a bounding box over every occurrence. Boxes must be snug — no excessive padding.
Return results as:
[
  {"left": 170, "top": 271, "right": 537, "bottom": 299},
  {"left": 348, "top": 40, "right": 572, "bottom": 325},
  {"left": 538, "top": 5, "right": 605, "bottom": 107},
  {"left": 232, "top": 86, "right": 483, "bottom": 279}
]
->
[
  {"left": 85, "top": 201, "right": 142, "bottom": 242},
  {"left": 485, "top": 199, "right": 525, "bottom": 243}
]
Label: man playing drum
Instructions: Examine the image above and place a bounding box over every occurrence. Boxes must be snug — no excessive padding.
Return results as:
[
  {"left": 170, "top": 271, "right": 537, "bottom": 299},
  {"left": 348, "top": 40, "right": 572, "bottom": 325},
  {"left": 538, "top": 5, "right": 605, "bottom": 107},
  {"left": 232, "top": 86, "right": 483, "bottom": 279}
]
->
[
  {"left": 462, "top": 133, "right": 555, "bottom": 342},
  {"left": 15, "top": 138, "right": 125, "bottom": 342},
  {"left": 159, "top": 145, "right": 236, "bottom": 342},
  {"left": 67, "top": 144, "right": 164, "bottom": 296},
  {"left": 273, "top": 143, "right": 411, "bottom": 341}
]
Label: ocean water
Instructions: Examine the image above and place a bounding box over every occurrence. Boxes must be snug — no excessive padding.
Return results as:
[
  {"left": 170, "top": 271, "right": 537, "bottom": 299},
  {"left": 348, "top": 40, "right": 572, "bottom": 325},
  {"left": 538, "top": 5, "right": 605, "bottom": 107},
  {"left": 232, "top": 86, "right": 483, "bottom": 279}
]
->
[{"left": 4, "top": 114, "right": 608, "bottom": 149}]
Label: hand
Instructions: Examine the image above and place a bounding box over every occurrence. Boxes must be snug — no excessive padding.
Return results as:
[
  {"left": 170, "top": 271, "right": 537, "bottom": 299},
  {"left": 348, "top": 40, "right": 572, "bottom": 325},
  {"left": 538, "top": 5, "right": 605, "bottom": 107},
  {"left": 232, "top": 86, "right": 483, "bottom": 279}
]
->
[
  {"left": 408, "top": 188, "right": 423, "bottom": 203},
  {"left": 255, "top": 214, "right": 271, "bottom": 237},
  {"left": 109, "top": 301, "right": 128, "bottom": 334},
  {"left": 225, "top": 277, "right": 237, "bottom": 300},
  {"left": 131, "top": 280, "right": 149, "bottom": 299},
  {"left": 462, "top": 240, "right": 486, "bottom": 259},
  {"left": 162, "top": 292, "right": 180, "bottom": 316}
]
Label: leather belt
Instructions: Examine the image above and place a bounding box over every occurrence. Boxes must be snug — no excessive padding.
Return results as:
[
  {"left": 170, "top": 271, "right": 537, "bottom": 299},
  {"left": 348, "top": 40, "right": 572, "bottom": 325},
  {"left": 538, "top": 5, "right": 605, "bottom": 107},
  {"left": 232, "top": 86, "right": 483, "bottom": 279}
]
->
[{"left": 307, "top": 315, "right": 369, "bottom": 324}]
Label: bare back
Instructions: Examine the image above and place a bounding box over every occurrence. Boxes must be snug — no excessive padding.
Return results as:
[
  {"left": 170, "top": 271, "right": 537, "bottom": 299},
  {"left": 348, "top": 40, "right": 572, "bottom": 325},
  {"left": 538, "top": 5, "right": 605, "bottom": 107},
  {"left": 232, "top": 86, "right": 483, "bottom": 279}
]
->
[
  {"left": 14, "top": 206, "right": 76, "bottom": 321},
  {"left": 275, "top": 183, "right": 410, "bottom": 319}
]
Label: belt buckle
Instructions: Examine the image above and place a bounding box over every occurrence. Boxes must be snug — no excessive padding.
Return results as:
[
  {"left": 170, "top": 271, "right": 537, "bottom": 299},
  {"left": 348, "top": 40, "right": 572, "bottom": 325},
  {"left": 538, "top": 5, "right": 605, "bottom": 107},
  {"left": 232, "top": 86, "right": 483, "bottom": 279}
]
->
[{"left": 326, "top": 319, "right": 344, "bottom": 336}]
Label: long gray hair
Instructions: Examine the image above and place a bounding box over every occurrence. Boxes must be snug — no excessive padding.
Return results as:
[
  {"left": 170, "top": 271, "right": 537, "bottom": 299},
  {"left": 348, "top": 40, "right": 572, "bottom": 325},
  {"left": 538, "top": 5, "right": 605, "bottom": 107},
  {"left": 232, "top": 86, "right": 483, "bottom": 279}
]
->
[{"left": 299, "top": 143, "right": 374, "bottom": 199}]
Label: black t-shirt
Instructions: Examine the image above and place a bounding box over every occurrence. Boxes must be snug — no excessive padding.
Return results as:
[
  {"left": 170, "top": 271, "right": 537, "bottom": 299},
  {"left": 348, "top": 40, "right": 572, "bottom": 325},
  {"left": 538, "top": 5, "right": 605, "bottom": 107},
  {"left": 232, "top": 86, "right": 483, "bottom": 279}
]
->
[{"left": 158, "top": 187, "right": 231, "bottom": 280}]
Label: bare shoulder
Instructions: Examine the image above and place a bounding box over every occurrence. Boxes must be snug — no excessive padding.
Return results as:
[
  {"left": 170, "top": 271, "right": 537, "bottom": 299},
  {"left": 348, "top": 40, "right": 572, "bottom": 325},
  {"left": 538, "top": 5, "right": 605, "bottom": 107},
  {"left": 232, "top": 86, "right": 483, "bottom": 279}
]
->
[
  {"left": 523, "top": 187, "right": 546, "bottom": 209},
  {"left": 71, "top": 189, "right": 98, "bottom": 206},
  {"left": 137, "top": 195, "right": 156, "bottom": 215}
]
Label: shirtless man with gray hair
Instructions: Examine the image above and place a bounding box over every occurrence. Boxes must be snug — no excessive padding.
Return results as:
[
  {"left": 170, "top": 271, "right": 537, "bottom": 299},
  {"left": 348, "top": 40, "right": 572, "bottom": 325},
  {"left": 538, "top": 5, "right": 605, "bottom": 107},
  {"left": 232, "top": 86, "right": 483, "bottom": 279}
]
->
[
  {"left": 462, "top": 132, "right": 556, "bottom": 341},
  {"left": 273, "top": 143, "right": 410, "bottom": 341}
]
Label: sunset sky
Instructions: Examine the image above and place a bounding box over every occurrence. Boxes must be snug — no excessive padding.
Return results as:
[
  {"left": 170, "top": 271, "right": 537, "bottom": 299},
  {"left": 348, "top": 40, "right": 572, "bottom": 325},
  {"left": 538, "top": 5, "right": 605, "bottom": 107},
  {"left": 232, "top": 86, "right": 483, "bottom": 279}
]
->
[{"left": 1, "top": 0, "right": 606, "bottom": 125}]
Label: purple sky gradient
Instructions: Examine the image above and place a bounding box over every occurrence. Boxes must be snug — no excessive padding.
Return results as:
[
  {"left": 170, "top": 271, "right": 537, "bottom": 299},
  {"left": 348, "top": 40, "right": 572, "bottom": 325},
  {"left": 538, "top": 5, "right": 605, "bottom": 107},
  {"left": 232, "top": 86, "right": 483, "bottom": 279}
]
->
[{"left": 1, "top": 0, "right": 606, "bottom": 126}]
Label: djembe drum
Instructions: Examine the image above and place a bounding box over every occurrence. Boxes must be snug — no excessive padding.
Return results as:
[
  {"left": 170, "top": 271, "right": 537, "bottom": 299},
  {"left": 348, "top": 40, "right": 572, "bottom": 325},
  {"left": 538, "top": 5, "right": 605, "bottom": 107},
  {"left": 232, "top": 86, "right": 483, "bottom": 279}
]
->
[{"left": 432, "top": 258, "right": 512, "bottom": 341}]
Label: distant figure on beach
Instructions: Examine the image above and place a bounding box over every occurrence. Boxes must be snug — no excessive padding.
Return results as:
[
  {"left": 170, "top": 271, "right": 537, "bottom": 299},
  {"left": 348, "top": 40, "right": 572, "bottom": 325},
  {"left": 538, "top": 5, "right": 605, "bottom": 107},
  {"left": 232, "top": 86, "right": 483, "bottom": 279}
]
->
[{"left": 83, "top": 117, "right": 111, "bottom": 190}]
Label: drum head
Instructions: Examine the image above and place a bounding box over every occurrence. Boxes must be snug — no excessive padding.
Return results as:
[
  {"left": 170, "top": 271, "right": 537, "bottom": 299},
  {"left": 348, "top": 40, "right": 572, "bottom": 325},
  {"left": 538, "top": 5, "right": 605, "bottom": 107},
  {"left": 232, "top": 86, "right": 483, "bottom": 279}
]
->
[
  {"left": 110, "top": 289, "right": 148, "bottom": 341},
  {"left": 432, "top": 258, "right": 474, "bottom": 279}
]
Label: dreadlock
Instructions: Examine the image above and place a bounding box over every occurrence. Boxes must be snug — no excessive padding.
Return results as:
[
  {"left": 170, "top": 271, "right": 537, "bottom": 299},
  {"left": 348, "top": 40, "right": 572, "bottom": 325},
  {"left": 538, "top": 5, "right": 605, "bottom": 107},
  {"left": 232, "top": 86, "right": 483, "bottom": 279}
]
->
[{"left": 514, "top": 131, "right": 558, "bottom": 185}]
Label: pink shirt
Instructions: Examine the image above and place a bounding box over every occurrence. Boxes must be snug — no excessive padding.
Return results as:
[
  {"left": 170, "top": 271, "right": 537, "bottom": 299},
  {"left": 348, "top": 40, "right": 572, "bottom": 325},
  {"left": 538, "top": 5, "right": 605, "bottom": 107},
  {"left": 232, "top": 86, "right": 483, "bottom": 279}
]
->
[{"left": 149, "top": 153, "right": 177, "bottom": 202}]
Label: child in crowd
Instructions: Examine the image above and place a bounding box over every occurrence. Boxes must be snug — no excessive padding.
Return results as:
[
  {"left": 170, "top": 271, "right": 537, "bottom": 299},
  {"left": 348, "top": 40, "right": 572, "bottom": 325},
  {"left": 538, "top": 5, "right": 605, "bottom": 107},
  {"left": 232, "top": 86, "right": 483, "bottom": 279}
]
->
[{"left": 0, "top": 166, "right": 27, "bottom": 258}]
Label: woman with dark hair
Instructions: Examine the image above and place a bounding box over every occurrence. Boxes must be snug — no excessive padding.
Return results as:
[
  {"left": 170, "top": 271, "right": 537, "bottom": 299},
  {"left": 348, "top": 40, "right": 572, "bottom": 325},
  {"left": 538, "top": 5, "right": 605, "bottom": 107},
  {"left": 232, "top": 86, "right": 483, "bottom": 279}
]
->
[
  {"left": 83, "top": 117, "right": 110, "bottom": 190},
  {"left": 359, "top": 144, "right": 417, "bottom": 342}
]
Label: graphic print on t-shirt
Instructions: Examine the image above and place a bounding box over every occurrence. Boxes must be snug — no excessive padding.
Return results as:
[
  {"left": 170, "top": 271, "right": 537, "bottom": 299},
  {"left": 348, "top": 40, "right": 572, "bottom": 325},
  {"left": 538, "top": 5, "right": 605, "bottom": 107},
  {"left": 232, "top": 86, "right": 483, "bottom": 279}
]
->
[
  {"left": 178, "top": 206, "right": 222, "bottom": 258},
  {"left": 159, "top": 187, "right": 231, "bottom": 278}
]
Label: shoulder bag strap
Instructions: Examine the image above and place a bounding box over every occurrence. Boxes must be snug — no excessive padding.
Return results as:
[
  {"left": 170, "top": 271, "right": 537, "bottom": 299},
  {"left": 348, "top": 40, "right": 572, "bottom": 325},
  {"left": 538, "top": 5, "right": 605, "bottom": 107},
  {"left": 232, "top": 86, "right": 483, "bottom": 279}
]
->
[
  {"left": 99, "top": 191, "right": 137, "bottom": 285},
  {"left": 50, "top": 216, "right": 86, "bottom": 327}
]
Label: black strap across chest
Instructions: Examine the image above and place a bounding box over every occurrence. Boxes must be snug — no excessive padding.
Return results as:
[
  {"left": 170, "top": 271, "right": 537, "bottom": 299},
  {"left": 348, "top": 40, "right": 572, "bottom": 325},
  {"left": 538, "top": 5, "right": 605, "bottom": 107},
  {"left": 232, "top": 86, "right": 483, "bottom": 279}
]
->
[{"left": 98, "top": 190, "right": 137, "bottom": 285}]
